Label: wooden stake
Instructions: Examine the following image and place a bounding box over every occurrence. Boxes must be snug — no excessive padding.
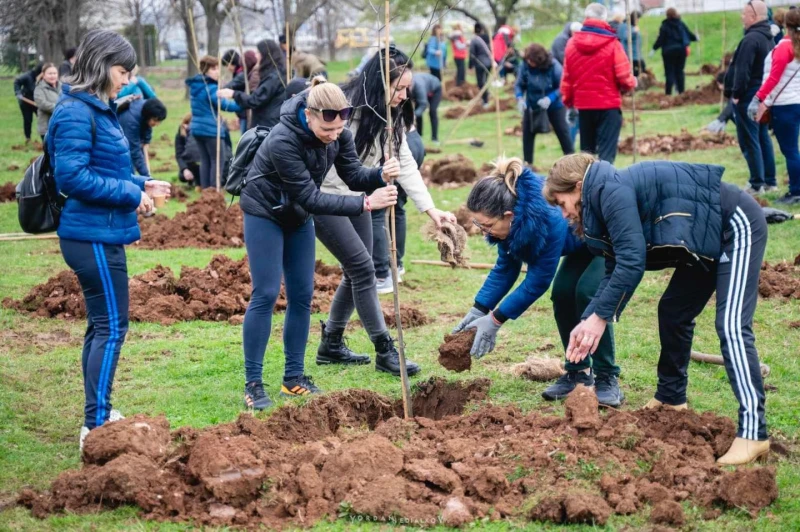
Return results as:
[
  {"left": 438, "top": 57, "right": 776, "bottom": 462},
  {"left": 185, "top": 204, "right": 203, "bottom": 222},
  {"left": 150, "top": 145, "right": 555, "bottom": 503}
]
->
[
  {"left": 215, "top": 45, "right": 223, "bottom": 192},
  {"left": 487, "top": 28, "right": 502, "bottom": 157},
  {"left": 691, "top": 350, "right": 770, "bottom": 378},
  {"left": 230, "top": 0, "right": 252, "bottom": 126},
  {"left": 286, "top": 20, "right": 292, "bottom": 81},
  {"left": 384, "top": 0, "right": 413, "bottom": 420},
  {"left": 625, "top": 0, "right": 638, "bottom": 163},
  {"left": 411, "top": 259, "right": 528, "bottom": 272}
]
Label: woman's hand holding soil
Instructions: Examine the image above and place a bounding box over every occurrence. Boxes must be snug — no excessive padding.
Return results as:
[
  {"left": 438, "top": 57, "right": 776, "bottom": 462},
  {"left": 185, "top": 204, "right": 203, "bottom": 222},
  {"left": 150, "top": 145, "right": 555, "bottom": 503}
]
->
[
  {"left": 452, "top": 307, "right": 486, "bottom": 333},
  {"left": 465, "top": 311, "right": 503, "bottom": 358},
  {"left": 426, "top": 207, "right": 457, "bottom": 229},
  {"left": 367, "top": 184, "right": 398, "bottom": 210}
]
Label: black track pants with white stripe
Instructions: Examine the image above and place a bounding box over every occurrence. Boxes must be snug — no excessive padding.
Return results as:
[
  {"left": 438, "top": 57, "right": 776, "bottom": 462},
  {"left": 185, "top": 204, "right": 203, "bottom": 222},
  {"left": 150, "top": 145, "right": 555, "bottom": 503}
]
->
[{"left": 655, "top": 192, "right": 767, "bottom": 441}]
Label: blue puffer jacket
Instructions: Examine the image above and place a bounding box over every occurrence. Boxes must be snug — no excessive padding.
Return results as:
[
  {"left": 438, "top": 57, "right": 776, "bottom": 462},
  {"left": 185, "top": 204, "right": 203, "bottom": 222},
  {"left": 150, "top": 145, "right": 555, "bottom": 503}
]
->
[
  {"left": 47, "top": 86, "right": 148, "bottom": 245},
  {"left": 515, "top": 59, "right": 563, "bottom": 111},
  {"left": 475, "top": 168, "right": 583, "bottom": 321},
  {"left": 117, "top": 99, "right": 152, "bottom": 176},
  {"left": 425, "top": 36, "right": 448, "bottom": 70},
  {"left": 185, "top": 74, "right": 241, "bottom": 138},
  {"left": 580, "top": 160, "right": 739, "bottom": 323}
]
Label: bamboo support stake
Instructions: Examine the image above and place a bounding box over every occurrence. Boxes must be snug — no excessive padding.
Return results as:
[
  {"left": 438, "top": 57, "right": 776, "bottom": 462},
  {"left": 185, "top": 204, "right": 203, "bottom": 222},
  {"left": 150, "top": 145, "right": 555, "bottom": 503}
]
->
[
  {"left": 488, "top": 29, "right": 502, "bottom": 157},
  {"left": 720, "top": 0, "right": 728, "bottom": 112},
  {"left": 625, "top": 0, "right": 638, "bottom": 163},
  {"left": 286, "top": 20, "right": 292, "bottom": 81},
  {"left": 215, "top": 45, "right": 223, "bottom": 192},
  {"left": 384, "top": 0, "right": 413, "bottom": 420}
]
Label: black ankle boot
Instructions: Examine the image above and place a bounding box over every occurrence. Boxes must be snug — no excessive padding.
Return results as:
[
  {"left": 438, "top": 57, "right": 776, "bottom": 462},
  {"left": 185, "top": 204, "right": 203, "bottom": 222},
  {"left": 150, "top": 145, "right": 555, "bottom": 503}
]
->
[
  {"left": 374, "top": 334, "right": 421, "bottom": 377},
  {"left": 316, "top": 321, "right": 371, "bottom": 365}
]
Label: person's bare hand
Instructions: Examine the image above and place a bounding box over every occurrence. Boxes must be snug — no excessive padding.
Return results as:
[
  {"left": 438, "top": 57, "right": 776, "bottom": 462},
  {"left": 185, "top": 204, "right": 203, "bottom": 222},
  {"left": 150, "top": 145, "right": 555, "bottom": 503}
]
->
[
  {"left": 368, "top": 185, "right": 398, "bottom": 210},
  {"left": 145, "top": 180, "right": 172, "bottom": 198},
  {"left": 382, "top": 157, "right": 400, "bottom": 182},
  {"left": 218, "top": 88, "right": 235, "bottom": 99},
  {"left": 426, "top": 208, "right": 456, "bottom": 229},
  {"left": 183, "top": 169, "right": 194, "bottom": 181},
  {"left": 137, "top": 191, "right": 154, "bottom": 215}
]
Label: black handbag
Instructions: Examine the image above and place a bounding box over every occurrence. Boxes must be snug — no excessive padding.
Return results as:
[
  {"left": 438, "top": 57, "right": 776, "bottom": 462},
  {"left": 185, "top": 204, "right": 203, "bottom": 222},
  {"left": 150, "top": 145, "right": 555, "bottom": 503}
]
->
[{"left": 527, "top": 108, "right": 551, "bottom": 134}]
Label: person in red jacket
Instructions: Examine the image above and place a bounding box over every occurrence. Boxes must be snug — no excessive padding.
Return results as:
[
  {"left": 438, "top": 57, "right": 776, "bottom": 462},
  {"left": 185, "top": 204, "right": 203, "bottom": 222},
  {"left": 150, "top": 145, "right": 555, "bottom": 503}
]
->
[
  {"left": 561, "top": 2, "right": 637, "bottom": 163},
  {"left": 450, "top": 24, "right": 469, "bottom": 86}
]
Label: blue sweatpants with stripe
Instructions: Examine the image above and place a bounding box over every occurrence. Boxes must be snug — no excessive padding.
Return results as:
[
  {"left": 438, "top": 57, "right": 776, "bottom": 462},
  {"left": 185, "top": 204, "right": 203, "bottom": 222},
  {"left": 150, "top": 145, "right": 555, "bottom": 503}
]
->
[
  {"left": 60, "top": 239, "right": 129, "bottom": 430},
  {"left": 655, "top": 191, "right": 768, "bottom": 441}
]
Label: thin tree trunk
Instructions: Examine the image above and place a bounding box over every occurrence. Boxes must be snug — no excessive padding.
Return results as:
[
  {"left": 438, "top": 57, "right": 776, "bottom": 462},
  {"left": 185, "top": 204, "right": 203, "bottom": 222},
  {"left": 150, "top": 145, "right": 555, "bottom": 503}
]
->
[{"left": 135, "top": 2, "right": 147, "bottom": 70}]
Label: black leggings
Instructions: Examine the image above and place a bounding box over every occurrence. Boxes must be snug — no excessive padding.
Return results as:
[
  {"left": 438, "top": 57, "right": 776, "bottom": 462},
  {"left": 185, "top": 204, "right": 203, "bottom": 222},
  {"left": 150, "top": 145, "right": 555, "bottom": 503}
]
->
[
  {"left": 19, "top": 101, "right": 35, "bottom": 140},
  {"left": 475, "top": 66, "right": 490, "bottom": 104},
  {"left": 522, "top": 106, "right": 574, "bottom": 165},
  {"left": 455, "top": 58, "right": 466, "bottom": 86},
  {"left": 194, "top": 134, "right": 228, "bottom": 189},
  {"left": 663, "top": 49, "right": 687, "bottom": 95}
]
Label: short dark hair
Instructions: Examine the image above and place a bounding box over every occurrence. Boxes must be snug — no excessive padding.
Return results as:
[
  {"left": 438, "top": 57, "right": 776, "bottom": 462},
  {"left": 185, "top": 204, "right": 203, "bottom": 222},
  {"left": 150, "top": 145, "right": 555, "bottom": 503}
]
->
[
  {"left": 523, "top": 44, "right": 551, "bottom": 67},
  {"left": 666, "top": 7, "right": 679, "bottom": 19},
  {"left": 221, "top": 49, "right": 240, "bottom": 68},
  {"left": 64, "top": 47, "right": 77, "bottom": 61},
  {"left": 142, "top": 98, "right": 167, "bottom": 122},
  {"left": 67, "top": 30, "right": 136, "bottom": 100},
  {"left": 279, "top": 33, "right": 287, "bottom": 44},
  {"left": 474, "top": 22, "right": 485, "bottom": 34}
]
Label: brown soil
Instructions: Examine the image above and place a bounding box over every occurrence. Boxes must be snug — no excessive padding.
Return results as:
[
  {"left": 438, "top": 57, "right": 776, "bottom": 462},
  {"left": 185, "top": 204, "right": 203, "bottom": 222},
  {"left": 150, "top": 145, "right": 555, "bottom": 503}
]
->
[
  {"left": 381, "top": 303, "right": 430, "bottom": 329},
  {"left": 636, "top": 69, "right": 664, "bottom": 91},
  {"left": 0, "top": 182, "right": 17, "bottom": 202},
  {"left": 3, "top": 257, "right": 342, "bottom": 326},
  {"left": 443, "top": 98, "right": 515, "bottom": 119},
  {"left": 504, "top": 124, "right": 523, "bottom": 137},
  {"left": 625, "top": 80, "right": 722, "bottom": 110},
  {"left": 443, "top": 79, "right": 481, "bottom": 101},
  {"left": 170, "top": 184, "right": 189, "bottom": 202},
  {"left": 425, "top": 220, "right": 468, "bottom": 267},
  {"left": 136, "top": 190, "right": 244, "bottom": 249},
  {"left": 650, "top": 500, "right": 685, "bottom": 526},
  {"left": 438, "top": 330, "right": 475, "bottom": 373},
  {"left": 565, "top": 384, "right": 601, "bottom": 430},
  {"left": 7, "top": 164, "right": 20, "bottom": 171},
  {"left": 511, "top": 357, "right": 564, "bottom": 381},
  {"left": 425, "top": 146, "right": 442, "bottom": 154},
  {"left": 421, "top": 154, "right": 479, "bottom": 188},
  {"left": 17, "top": 381, "right": 777, "bottom": 528},
  {"left": 759, "top": 261, "right": 800, "bottom": 299},
  {"left": 454, "top": 205, "right": 482, "bottom": 236},
  {"left": 618, "top": 129, "right": 738, "bottom": 156}
]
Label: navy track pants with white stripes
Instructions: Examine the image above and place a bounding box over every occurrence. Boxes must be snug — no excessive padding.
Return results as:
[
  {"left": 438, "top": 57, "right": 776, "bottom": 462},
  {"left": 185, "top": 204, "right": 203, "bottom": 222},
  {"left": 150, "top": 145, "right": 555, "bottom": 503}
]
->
[
  {"left": 654, "top": 192, "right": 768, "bottom": 441},
  {"left": 60, "top": 239, "right": 129, "bottom": 430}
]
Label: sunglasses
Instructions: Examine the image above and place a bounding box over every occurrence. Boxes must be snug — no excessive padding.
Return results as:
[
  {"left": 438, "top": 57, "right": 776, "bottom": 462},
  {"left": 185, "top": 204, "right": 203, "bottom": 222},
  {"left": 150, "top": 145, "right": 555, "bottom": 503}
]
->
[{"left": 308, "top": 106, "right": 354, "bottom": 122}]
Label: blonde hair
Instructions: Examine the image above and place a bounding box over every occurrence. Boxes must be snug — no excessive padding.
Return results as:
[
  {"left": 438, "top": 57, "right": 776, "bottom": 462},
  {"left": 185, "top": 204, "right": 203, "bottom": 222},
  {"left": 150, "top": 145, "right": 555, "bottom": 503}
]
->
[
  {"left": 37, "top": 62, "right": 57, "bottom": 82},
  {"left": 543, "top": 153, "right": 596, "bottom": 205},
  {"left": 307, "top": 75, "right": 349, "bottom": 110}
]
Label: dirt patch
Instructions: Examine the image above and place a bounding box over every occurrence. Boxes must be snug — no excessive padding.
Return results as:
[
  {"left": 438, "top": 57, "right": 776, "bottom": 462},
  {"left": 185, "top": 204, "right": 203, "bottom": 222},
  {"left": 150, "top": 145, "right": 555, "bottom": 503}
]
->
[
  {"left": 421, "top": 154, "right": 479, "bottom": 188},
  {"left": 504, "top": 124, "right": 523, "bottom": 137},
  {"left": 443, "top": 97, "right": 515, "bottom": 119},
  {"left": 18, "top": 377, "right": 778, "bottom": 528},
  {"left": 3, "top": 257, "right": 342, "bottom": 325},
  {"left": 455, "top": 205, "right": 482, "bottom": 236},
  {"left": 625, "top": 79, "right": 722, "bottom": 110},
  {"left": 438, "top": 330, "right": 475, "bottom": 373},
  {"left": 759, "top": 261, "right": 800, "bottom": 299},
  {"left": 618, "top": 129, "right": 738, "bottom": 156},
  {"left": 636, "top": 69, "right": 663, "bottom": 91},
  {"left": 0, "top": 182, "right": 16, "bottom": 202},
  {"left": 136, "top": 190, "right": 244, "bottom": 249},
  {"left": 443, "top": 79, "right": 482, "bottom": 101},
  {"left": 511, "top": 357, "right": 564, "bottom": 381},
  {"left": 170, "top": 184, "right": 189, "bottom": 202},
  {"left": 425, "top": 220, "right": 468, "bottom": 267},
  {"left": 381, "top": 303, "right": 430, "bottom": 329}
]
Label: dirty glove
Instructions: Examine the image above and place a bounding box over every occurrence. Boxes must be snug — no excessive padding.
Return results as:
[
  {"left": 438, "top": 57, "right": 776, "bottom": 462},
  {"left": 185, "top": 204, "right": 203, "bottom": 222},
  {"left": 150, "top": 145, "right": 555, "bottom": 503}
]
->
[
  {"left": 516, "top": 98, "right": 526, "bottom": 114},
  {"left": 452, "top": 307, "right": 487, "bottom": 333},
  {"left": 537, "top": 97, "right": 551, "bottom": 110},
  {"left": 705, "top": 118, "right": 726, "bottom": 134},
  {"left": 465, "top": 312, "right": 503, "bottom": 358},
  {"left": 747, "top": 97, "right": 761, "bottom": 122}
]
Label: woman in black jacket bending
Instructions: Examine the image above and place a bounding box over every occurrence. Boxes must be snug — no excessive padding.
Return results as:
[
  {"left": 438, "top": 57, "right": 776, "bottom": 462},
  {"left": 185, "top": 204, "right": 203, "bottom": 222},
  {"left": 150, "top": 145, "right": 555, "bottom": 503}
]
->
[
  {"left": 544, "top": 153, "right": 769, "bottom": 466},
  {"left": 219, "top": 40, "right": 285, "bottom": 128},
  {"left": 238, "top": 77, "right": 400, "bottom": 410}
]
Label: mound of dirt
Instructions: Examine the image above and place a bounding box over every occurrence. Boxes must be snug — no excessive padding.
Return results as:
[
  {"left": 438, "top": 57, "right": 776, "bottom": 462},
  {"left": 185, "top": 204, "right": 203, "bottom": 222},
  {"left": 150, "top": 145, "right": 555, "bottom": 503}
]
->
[
  {"left": 425, "top": 220, "right": 468, "bottom": 267},
  {"left": 511, "top": 356, "right": 564, "bottom": 381},
  {"left": 443, "top": 98, "right": 515, "bottom": 119},
  {"left": 504, "top": 124, "right": 523, "bottom": 137},
  {"left": 444, "top": 79, "right": 481, "bottom": 101},
  {"left": 636, "top": 69, "right": 663, "bottom": 91},
  {"left": 618, "top": 129, "right": 738, "bottom": 156},
  {"left": 438, "top": 330, "right": 475, "bottom": 372},
  {"left": 3, "top": 257, "right": 342, "bottom": 326},
  {"left": 137, "top": 190, "right": 244, "bottom": 249},
  {"left": 0, "top": 182, "right": 16, "bottom": 202},
  {"left": 381, "top": 303, "right": 430, "bottom": 329},
  {"left": 759, "top": 261, "right": 800, "bottom": 299},
  {"left": 625, "top": 80, "right": 722, "bottom": 110},
  {"left": 455, "top": 205, "right": 482, "bottom": 236},
  {"left": 421, "top": 154, "right": 479, "bottom": 188},
  {"left": 170, "top": 184, "right": 189, "bottom": 202},
  {"left": 18, "top": 381, "right": 777, "bottom": 529}
]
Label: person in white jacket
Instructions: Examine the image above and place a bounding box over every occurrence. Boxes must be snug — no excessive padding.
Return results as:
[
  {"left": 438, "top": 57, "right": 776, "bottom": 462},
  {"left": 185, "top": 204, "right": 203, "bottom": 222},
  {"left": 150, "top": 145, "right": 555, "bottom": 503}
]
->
[{"left": 314, "top": 47, "right": 455, "bottom": 377}]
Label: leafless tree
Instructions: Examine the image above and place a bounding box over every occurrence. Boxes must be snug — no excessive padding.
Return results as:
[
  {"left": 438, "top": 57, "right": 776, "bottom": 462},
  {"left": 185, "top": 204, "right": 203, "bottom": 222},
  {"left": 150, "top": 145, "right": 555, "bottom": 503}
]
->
[{"left": 0, "top": 0, "right": 90, "bottom": 64}]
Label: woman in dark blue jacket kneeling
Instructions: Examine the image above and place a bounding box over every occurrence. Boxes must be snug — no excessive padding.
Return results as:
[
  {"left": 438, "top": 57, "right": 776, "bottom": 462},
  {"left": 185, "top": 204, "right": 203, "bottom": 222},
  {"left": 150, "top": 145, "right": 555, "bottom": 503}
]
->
[
  {"left": 545, "top": 153, "right": 769, "bottom": 465},
  {"left": 48, "top": 29, "right": 172, "bottom": 452},
  {"left": 452, "top": 158, "right": 622, "bottom": 406}
]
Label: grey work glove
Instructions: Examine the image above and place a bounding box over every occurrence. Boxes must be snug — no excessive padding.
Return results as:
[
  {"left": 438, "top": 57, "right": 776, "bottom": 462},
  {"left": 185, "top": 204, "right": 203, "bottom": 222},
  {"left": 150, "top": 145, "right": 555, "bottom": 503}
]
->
[
  {"left": 452, "top": 307, "right": 487, "bottom": 333},
  {"left": 705, "top": 118, "right": 726, "bottom": 134},
  {"left": 747, "top": 97, "right": 761, "bottom": 122},
  {"left": 465, "top": 312, "right": 503, "bottom": 358},
  {"left": 516, "top": 98, "right": 526, "bottom": 115},
  {"left": 567, "top": 108, "right": 579, "bottom": 126},
  {"left": 537, "top": 97, "right": 551, "bottom": 110}
]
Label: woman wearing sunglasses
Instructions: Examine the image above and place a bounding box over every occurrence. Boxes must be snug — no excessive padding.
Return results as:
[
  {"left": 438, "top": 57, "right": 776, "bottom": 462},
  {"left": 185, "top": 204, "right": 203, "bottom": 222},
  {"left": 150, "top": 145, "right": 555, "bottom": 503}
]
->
[
  {"left": 452, "top": 157, "right": 624, "bottom": 407},
  {"left": 313, "top": 47, "right": 456, "bottom": 378},
  {"left": 238, "top": 76, "right": 400, "bottom": 409}
]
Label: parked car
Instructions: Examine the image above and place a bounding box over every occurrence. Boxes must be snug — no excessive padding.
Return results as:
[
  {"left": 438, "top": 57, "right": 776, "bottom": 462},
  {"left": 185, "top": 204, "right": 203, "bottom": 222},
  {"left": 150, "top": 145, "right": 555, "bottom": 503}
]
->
[{"left": 165, "top": 40, "right": 188, "bottom": 60}]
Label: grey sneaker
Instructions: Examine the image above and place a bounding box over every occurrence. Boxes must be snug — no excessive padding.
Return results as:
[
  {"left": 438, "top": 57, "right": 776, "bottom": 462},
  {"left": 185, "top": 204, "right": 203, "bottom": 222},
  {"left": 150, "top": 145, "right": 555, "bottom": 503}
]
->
[
  {"left": 542, "top": 370, "right": 595, "bottom": 401},
  {"left": 765, "top": 185, "right": 779, "bottom": 193},
  {"left": 595, "top": 374, "right": 625, "bottom": 407},
  {"left": 776, "top": 193, "right": 800, "bottom": 205},
  {"left": 744, "top": 185, "right": 766, "bottom": 196},
  {"left": 398, "top": 266, "right": 406, "bottom": 276},
  {"left": 376, "top": 277, "right": 394, "bottom": 295}
]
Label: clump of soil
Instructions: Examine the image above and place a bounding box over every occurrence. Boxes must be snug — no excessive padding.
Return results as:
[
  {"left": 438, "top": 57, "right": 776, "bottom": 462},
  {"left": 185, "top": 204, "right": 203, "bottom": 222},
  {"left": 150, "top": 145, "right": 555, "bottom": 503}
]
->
[
  {"left": 443, "top": 98, "right": 515, "bottom": 119},
  {"left": 17, "top": 377, "right": 777, "bottom": 529},
  {"left": 438, "top": 330, "right": 475, "bottom": 372},
  {"left": 425, "top": 220, "right": 469, "bottom": 267},
  {"left": 618, "top": 129, "right": 738, "bottom": 156},
  {"left": 0, "top": 182, "right": 16, "bottom": 202},
  {"left": 511, "top": 356, "right": 564, "bottom": 381},
  {"left": 381, "top": 303, "right": 430, "bottom": 329},
  {"left": 636, "top": 69, "right": 663, "bottom": 91},
  {"left": 137, "top": 190, "right": 244, "bottom": 249},
  {"left": 170, "top": 184, "right": 189, "bottom": 202},
  {"left": 759, "top": 261, "right": 800, "bottom": 299},
  {"left": 565, "top": 384, "right": 601, "bottom": 430},
  {"left": 454, "top": 205, "right": 482, "bottom": 236},
  {"left": 504, "top": 124, "right": 523, "bottom": 137},
  {"left": 443, "top": 79, "right": 481, "bottom": 101},
  {"left": 4, "top": 257, "right": 342, "bottom": 325},
  {"left": 421, "top": 154, "right": 479, "bottom": 188}
]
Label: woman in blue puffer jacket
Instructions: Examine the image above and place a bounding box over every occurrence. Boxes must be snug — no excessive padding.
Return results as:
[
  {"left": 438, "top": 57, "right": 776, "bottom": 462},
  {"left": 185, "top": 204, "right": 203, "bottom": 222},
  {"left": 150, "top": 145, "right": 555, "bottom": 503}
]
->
[
  {"left": 185, "top": 55, "right": 241, "bottom": 189},
  {"left": 452, "top": 157, "right": 623, "bottom": 407},
  {"left": 47, "top": 29, "right": 172, "bottom": 452}
]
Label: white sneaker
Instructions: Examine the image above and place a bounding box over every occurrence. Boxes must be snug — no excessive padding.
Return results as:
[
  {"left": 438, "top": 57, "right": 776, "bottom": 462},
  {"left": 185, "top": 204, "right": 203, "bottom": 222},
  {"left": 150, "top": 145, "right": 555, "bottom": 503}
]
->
[
  {"left": 765, "top": 185, "right": 779, "bottom": 193},
  {"left": 744, "top": 185, "right": 766, "bottom": 196},
  {"left": 108, "top": 409, "right": 124, "bottom": 422},
  {"left": 376, "top": 277, "right": 394, "bottom": 294},
  {"left": 398, "top": 266, "right": 406, "bottom": 276},
  {"left": 79, "top": 426, "right": 90, "bottom": 453}
]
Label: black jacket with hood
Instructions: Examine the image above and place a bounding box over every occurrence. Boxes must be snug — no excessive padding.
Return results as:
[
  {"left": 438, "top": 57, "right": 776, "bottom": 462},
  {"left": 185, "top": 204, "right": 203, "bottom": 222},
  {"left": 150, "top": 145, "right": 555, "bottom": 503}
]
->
[
  {"left": 233, "top": 40, "right": 287, "bottom": 128},
  {"left": 653, "top": 17, "right": 697, "bottom": 54},
  {"left": 724, "top": 21, "right": 775, "bottom": 100},
  {"left": 551, "top": 23, "right": 572, "bottom": 66},
  {"left": 239, "top": 91, "right": 385, "bottom": 226}
]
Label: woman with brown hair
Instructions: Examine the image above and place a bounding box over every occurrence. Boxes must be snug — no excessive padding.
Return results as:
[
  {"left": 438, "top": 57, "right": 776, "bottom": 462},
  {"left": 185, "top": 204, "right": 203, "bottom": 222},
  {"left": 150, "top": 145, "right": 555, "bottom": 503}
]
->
[
  {"left": 33, "top": 62, "right": 61, "bottom": 141},
  {"left": 544, "top": 153, "right": 769, "bottom": 466},
  {"left": 425, "top": 24, "right": 447, "bottom": 79},
  {"left": 514, "top": 43, "right": 574, "bottom": 168},
  {"left": 175, "top": 113, "right": 200, "bottom": 185},
  {"left": 653, "top": 8, "right": 698, "bottom": 95}
]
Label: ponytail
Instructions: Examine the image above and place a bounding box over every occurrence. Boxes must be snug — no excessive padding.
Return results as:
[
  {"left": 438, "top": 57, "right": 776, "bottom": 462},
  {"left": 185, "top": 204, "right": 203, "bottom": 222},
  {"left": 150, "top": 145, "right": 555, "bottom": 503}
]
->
[
  {"left": 491, "top": 157, "right": 524, "bottom": 197},
  {"left": 786, "top": 10, "right": 800, "bottom": 61},
  {"left": 466, "top": 156, "right": 524, "bottom": 218}
]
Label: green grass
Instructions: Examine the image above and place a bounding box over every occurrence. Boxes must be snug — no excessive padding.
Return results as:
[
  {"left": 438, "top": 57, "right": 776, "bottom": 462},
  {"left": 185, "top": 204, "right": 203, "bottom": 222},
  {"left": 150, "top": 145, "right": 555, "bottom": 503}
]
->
[{"left": 2, "top": 16, "right": 800, "bottom": 529}]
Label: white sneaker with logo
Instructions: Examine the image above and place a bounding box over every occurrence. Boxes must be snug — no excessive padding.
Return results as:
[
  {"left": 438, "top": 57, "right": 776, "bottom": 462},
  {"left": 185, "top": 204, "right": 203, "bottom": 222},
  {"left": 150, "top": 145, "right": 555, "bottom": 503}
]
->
[{"left": 79, "top": 410, "right": 124, "bottom": 453}]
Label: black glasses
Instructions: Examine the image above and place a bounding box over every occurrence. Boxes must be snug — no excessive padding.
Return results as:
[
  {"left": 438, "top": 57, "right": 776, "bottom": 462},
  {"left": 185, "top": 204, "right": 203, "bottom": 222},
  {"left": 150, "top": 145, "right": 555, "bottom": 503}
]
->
[
  {"left": 472, "top": 217, "right": 502, "bottom": 234},
  {"left": 308, "top": 106, "right": 354, "bottom": 122}
]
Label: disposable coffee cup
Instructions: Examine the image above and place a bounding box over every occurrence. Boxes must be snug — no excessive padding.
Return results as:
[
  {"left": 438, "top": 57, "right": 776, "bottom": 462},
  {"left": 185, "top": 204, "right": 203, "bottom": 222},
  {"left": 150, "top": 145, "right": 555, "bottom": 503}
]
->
[{"left": 153, "top": 195, "right": 166, "bottom": 208}]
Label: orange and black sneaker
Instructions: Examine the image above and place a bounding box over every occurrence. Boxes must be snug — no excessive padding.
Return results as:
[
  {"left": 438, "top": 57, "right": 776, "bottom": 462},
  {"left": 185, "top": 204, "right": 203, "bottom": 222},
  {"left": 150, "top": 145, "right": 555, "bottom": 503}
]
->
[
  {"left": 280, "top": 375, "right": 322, "bottom": 398},
  {"left": 244, "top": 381, "right": 273, "bottom": 410}
]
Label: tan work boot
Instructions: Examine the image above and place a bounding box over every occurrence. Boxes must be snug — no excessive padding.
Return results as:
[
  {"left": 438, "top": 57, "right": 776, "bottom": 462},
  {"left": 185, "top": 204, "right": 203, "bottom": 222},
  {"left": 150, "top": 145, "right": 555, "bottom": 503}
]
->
[
  {"left": 717, "top": 437, "right": 770, "bottom": 466},
  {"left": 643, "top": 398, "right": 688, "bottom": 410}
]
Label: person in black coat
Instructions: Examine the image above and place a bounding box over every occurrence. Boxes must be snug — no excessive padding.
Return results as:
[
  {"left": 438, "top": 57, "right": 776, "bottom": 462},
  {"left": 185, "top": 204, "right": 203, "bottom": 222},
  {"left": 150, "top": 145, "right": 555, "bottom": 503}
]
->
[
  {"left": 652, "top": 8, "right": 697, "bottom": 95},
  {"left": 218, "top": 40, "right": 286, "bottom": 129},
  {"left": 237, "top": 77, "right": 400, "bottom": 410},
  {"left": 222, "top": 49, "right": 249, "bottom": 133},
  {"left": 13, "top": 63, "right": 43, "bottom": 142},
  {"left": 175, "top": 113, "right": 200, "bottom": 185},
  {"left": 544, "top": 153, "right": 770, "bottom": 466},
  {"left": 59, "top": 48, "right": 77, "bottom": 80}
]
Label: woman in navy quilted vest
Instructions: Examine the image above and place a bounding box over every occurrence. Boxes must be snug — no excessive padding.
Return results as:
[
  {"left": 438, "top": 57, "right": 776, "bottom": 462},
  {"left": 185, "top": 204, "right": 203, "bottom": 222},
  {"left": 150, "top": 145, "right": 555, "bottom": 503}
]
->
[
  {"left": 47, "top": 29, "right": 172, "bottom": 453},
  {"left": 544, "top": 153, "right": 769, "bottom": 466}
]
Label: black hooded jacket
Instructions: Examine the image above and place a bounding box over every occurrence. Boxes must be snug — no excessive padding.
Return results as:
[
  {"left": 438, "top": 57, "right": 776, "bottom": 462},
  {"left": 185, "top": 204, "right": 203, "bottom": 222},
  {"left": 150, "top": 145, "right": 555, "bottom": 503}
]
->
[
  {"left": 724, "top": 21, "right": 775, "bottom": 100},
  {"left": 233, "top": 40, "right": 287, "bottom": 128},
  {"left": 653, "top": 17, "right": 697, "bottom": 54},
  {"left": 239, "top": 91, "right": 385, "bottom": 225}
]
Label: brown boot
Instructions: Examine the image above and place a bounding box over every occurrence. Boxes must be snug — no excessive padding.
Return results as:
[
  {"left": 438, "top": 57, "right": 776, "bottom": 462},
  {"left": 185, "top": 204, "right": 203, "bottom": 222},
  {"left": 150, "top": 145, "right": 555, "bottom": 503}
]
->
[
  {"left": 643, "top": 398, "right": 688, "bottom": 411},
  {"left": 716, "top": 437, "right": 770, "bottom": 466}
]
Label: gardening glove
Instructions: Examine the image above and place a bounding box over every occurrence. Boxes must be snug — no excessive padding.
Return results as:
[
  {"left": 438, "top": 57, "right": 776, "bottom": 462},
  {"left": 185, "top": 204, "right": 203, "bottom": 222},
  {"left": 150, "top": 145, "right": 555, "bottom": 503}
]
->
[
  {"left": 705, "top": 119, "right": 726, "bottom": 134},
  {"left": 763, "top": 207, "right": 793, "bottom": 224},
  {"left": 537, "top": 97, "right": 551, "bottom": 110},
  {"left": 516, "top": 98, "right": 526, "bottom": 114},
  {"left": 567, "top": 108, "right": 579, "bottom": 126},
  {"left": 465, "top": 312, "right": 503, "bottom": 359},
  {"left": 648, "top": 49, "right": 655, "bottom": 58},
  {"left": 747, "top": 97, "right": 760, "bottom": 122},
  {"left": 452, "top": 307, "right": 486, "bottom": 333}
]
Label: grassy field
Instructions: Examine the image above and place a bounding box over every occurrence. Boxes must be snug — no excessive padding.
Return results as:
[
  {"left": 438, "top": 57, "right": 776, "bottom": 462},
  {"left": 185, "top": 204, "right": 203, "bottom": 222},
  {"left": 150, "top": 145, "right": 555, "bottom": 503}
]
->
[{"left": 2, "top": 16, "right": 800, "bottom": 529}]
